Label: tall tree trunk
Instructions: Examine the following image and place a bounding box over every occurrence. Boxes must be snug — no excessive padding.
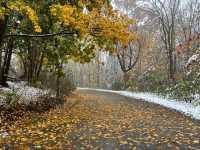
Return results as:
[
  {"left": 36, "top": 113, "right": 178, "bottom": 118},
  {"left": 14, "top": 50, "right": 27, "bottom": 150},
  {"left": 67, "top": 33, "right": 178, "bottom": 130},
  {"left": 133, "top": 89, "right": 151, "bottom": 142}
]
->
[
  {"left": 169, "top": 50, "right": 174, "bottom": 82},
  {"left": 0, "top": 16, "right": 8, "bottom": 81},
  {"left": 168, "top": 48, "right": 178, "bottom": 83},
  {"left": 0, "top": 38, "right": 14, "bottom": 87},
  {"left": 0, "top": 17, "right": 8, "bottom": 47},
  {"left": 56, "top": 73, "right": 60, "bottom": 98},
  {"left": 36, "top": 52, "right": 44, "bottom": 81},
  {"left": 56, "top": 63, "right": 63, "bottom": 99}
]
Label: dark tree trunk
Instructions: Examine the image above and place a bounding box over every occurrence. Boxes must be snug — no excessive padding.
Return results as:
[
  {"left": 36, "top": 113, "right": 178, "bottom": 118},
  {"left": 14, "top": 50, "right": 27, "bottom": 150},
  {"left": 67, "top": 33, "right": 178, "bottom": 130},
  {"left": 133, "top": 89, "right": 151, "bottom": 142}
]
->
[
  {"left": 0, "top": 16, "right": 8, "bottom": 85},
  {"left": 0, "top": 17, "right": 8, "bottom": 47},
  {"left": 169, "top": 50, "right": 175, "bottom": 82},
  {"left": 36, "top": 52, "right": 44, "bottom": 81},
  {"left": 123, "top": 72, "right": 129, "bottom": 89},
  {"left": 0, "top": 38, "right": 14, "bottom": 87},
  {"left": 56, "top": 72, "right": 60, "bottom": 98},
  {"left": 56, "top": 63, "right": 63, "bottom": 99},
  {"left": 20, "top": 40, "right": 45, "bottom": 85}
]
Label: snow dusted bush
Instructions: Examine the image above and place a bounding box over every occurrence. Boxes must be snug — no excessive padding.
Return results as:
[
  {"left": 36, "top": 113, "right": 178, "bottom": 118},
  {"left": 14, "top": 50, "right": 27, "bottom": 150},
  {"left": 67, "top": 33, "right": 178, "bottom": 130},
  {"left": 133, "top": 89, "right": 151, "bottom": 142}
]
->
[
  {"left": 0, "top": 82, "right": 53, "bottom": 109},
  {"left": 166, "top": 80, "right": 195, "bottom": 103},
  {"left": 0, "top": 81, "right": 67, "bottom": 115},
  {"left": 7, "top": 81, "right": 51, "bottom": 105},
  {"left": 161, "top": 50, "right": 200, "bottom": 104}
]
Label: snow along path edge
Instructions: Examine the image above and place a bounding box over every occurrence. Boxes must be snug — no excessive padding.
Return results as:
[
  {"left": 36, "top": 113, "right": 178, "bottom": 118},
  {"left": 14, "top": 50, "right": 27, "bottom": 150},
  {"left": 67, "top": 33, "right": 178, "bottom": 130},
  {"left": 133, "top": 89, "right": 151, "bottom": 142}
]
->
[{"left": 78, "top": 88, "right": 200, "bottom": 120}]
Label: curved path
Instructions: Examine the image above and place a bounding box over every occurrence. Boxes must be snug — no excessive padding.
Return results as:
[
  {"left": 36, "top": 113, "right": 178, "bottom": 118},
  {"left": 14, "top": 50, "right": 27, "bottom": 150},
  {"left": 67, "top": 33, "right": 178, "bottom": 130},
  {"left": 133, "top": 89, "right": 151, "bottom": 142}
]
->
[
  {"left": 1, "top": 89, "right": 200, "bottom": 149},
  {"left": 69, "top": 89, "right": 200, "bottom": 150}
]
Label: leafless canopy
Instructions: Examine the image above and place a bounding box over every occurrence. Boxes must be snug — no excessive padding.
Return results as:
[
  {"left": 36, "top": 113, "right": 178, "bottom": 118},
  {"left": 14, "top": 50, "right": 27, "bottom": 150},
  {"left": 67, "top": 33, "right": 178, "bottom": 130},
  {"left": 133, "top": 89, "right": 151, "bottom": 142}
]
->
[{"left": 117, "top": 41, "right": 141, "bottom": 73}]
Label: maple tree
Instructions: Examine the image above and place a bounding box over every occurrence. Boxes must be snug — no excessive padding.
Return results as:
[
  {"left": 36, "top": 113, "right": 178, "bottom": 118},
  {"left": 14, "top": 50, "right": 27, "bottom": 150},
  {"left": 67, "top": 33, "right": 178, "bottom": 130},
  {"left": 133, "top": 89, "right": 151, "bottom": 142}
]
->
[{"left": 0, "top": 0, "right": 136, "bottom": 87}]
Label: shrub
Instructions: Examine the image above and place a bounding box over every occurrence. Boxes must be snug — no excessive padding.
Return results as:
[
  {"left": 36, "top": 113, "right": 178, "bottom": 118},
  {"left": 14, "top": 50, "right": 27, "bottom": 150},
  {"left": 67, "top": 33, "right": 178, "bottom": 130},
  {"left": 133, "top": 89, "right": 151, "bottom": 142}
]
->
[
  {"left": 130, "top": 70, "right": 168, "bottom": 92},
  {"left": 26, "top": 95, "right": 65, "bottom": 112},
  {"left": 165, "top": 75, "right": 200, "bottom": 103},
  {"left": 38, "top": 72, "right": 76, "bottom": 96},
  {"left": 0, "top": 89, "right": 22, "bottom": 109},
  {"left": 111, "top": 80, "right": 124, "bottom": 90}
]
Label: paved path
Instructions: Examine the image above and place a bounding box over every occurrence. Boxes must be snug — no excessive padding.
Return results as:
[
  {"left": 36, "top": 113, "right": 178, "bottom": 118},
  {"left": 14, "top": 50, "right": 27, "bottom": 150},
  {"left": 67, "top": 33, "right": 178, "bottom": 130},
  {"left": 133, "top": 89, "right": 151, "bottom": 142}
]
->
[
  {"left": 1, "top": 89, "right": 200, "bottom": 149},
  {"left": 69, "top": 90, "right": 200, "bottom": 150}
]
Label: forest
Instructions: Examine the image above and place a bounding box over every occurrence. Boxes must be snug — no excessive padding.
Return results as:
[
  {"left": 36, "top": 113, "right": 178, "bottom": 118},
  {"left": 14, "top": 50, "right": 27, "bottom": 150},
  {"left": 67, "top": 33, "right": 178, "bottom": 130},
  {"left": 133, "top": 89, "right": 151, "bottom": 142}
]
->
[{"left": 0, "top": 0, "right": 200, "bottom": 149}]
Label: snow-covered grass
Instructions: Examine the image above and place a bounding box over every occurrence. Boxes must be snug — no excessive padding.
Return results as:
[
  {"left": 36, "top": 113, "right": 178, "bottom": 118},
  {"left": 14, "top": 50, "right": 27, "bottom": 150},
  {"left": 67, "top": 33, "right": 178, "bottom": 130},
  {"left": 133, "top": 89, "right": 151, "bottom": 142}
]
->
[
  {"left": 0, "top": 81, "right": 50, "bottom": 106},
  {"left": 78, "top": 88, "right": 200, "bottom": 120},
  {"left": 8, "top": 81, "right": 50, "bottom": 99}
]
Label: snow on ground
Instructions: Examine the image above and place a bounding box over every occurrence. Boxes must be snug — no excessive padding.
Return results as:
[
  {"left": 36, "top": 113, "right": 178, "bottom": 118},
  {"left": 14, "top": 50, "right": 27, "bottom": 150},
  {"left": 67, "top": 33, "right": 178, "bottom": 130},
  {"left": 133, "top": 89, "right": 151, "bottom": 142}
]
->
[
  {"left": 186, "top": 54, "right": 199, "bottom": 67},
  {"left": 8, "top": 81, "right": 51, "bottom": 104},
  {"left": 0, "top": 82, "right": 50, "bottom": 106},
  {"left": 78, "top": 88, "right": 200, "bottom": 120}
]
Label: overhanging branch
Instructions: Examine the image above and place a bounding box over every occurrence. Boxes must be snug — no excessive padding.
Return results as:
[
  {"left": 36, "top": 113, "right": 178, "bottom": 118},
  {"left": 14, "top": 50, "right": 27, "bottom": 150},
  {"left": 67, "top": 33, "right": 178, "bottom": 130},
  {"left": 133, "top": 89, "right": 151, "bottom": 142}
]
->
[{"left": 3, "top": 30, "right": 75, "bottom": 38}]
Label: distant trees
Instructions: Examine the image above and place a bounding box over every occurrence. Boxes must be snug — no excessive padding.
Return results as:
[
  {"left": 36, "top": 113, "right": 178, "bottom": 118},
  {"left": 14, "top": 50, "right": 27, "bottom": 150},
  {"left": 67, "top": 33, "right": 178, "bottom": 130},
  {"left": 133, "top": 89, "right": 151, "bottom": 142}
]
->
[
  {"left": 66, "top": 0, "right": 200, "bottom": 95},
  {"left": 177, "top": 0, "right": 200, "bottom": 58}
]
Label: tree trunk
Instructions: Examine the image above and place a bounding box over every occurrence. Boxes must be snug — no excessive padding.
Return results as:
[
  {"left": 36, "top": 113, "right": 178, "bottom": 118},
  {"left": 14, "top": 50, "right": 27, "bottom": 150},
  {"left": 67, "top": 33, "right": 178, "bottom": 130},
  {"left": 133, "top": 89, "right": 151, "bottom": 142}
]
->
[
  {"left": 36, "top": 52, "right": 44, "bottom": 81},
  {"left": 123, "top": 72, "right": 129, "bottom": 89},
  {"left": 56, "top": 73, "right": 60, "bottom": 98},
  {"left": 20, "top": 40, "right": 45, "bottom": 85},
  {"left": 0, "top": 38, "right": 14, "bottom": 87},
  {"left": 0, "top": 17, "right": 8, "bottom": 47},
  {"left": 168, "top": 47, "right": 177, "bottom": 83},
  {"left": 0, "top": 16, "right": 8, "bottom": 83}
]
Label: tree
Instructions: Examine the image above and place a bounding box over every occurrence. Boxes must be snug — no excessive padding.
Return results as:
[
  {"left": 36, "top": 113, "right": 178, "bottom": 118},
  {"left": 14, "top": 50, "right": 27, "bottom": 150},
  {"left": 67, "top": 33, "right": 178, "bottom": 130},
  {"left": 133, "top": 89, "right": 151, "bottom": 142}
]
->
[
  {"left": 0, "top": 0, "right": 136, "bottom": 87},
  {"left": 151, "top": 0, "right": 180, "bottom": 81},
  {"left": 117, "top": 41, "right": 141, "bottom": 88},
  {"left": 0, "top": 0, "right": 42, "bottom": 86},
  {"left": 177, "top": 0, "right": 200, "bottom": 58}
]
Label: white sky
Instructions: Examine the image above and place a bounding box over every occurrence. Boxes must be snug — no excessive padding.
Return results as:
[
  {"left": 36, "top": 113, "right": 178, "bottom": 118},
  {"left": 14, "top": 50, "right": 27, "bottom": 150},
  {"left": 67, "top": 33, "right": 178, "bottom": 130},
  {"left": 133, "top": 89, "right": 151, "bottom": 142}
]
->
[{"left": 112, "top": 0, "right": 192, "bottom": 14}]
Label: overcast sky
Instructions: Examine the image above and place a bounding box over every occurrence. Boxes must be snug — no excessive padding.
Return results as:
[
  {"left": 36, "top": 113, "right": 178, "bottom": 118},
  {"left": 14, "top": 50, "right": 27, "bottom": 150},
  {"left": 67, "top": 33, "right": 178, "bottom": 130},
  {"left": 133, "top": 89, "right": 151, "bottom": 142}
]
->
[{"left": 111, "top": 0, "right": 194, "bottom": 15}]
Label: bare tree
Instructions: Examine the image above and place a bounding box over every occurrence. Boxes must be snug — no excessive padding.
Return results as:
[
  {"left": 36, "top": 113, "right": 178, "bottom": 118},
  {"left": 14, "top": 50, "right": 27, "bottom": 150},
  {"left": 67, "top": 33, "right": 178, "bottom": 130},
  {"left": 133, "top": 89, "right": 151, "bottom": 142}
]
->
[
  {"left": 178, "top": 0, "right": 200, "bottom": 58},
  {"left": 117, "top": 41, "right": 141, "bottom": 88},
  {"left": 151, "top": 0, "right": 180, "bottom": 81}
]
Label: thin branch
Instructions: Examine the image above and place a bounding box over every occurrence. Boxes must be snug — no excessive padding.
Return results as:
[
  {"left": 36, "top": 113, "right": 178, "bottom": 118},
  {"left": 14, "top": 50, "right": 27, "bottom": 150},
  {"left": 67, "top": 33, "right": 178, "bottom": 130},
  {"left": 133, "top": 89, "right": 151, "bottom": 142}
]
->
[{"left": 3, "top": 30, "right": 75, "bottom": 38}]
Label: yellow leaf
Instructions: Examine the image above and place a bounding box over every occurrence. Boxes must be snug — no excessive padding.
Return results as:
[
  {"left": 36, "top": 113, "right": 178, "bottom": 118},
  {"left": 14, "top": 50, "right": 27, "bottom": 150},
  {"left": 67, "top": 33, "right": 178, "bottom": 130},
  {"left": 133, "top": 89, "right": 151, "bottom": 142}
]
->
[
  {"left": 91, "top": 136, "right": 97, "bottom": 140},
  {"left": 193, "top": 140, "right": 199, "bottom": 144},
  {"left": 120, "top": 140, "right": 128, "bottom": 145}
]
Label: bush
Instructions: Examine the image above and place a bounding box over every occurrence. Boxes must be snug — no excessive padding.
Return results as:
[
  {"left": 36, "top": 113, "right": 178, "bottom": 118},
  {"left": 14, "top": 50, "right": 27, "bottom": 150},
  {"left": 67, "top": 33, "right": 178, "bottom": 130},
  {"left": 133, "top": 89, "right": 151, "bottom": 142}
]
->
[
  {"left": 130, "top": 70, "right": 168, "bottom": 92},
  {"left": 111, "top": 80, "right": 124, "bottom": 90},
  {"left": 0, "top": 89, "right": 21, "bottom": 109},
  {"left": 0, "top": 90, "right": 66, "bottom": 123},
  {"left": 38, "top": 72, "right": 76, "bottom": 96},
  {"left": 165, "top": 76, "right": 200, "bottom": 103},
  {"left": 26, "top": 95, "right": 65, "bottom": 112}
]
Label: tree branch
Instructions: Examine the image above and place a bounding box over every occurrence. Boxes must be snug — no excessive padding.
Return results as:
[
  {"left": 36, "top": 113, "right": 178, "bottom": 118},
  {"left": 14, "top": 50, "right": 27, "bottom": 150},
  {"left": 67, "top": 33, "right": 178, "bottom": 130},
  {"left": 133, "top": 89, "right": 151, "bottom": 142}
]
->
[{"left": 3, "top": 30, "right": 75, "bottom": 38}]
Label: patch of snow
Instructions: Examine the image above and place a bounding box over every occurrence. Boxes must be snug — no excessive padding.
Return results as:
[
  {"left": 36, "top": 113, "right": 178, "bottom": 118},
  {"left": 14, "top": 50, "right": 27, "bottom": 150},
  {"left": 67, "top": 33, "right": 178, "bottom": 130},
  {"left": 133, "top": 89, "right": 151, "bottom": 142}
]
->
[
  {"left": 186, "top": 54, "right": 199, "bottom": 67},
  {"left": 83, "top": 6, "right": 89, "bottom": 14},
  {"left": 193, "top": 94, "right": 200, "bottom": 105},
  {"left": 5, "top": 81, "right": 51, "bottom": 104},
  {"left": 136, "top": 1, "right": 151, "bottom": 8},
  {"left": 78, "top": 88, "right": 200, "bottom": 120},
  {"left": 138, "top": 16, "right": 149, "bottom": 26},
  {"left": 0, "top": 130, "right": 9, "bottom": 138}
]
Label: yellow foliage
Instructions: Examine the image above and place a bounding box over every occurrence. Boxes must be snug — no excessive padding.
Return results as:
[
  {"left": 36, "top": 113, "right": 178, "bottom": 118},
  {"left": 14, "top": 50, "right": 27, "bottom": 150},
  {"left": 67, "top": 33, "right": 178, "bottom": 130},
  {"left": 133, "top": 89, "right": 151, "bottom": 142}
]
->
[
  {"left": 0, "top": 7, "right": 6, "bottom": 19},
  {"left": 24, "top": 6, "right": 42, "bottom": 32},
  {"left": 1, "top": 1, "right": 136, "bottom": 49},
  {"left": 43, "top": 57, "right": 49, "bottom": 65},
  {"left": 50, "top": 5, "right": 76, "bottom": 26},
  {"left": 50, "top": 4, "right": 137, "bottom": 48},
  {"left": 5, "top": 1, "right": 42, "bottom": 33}
]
